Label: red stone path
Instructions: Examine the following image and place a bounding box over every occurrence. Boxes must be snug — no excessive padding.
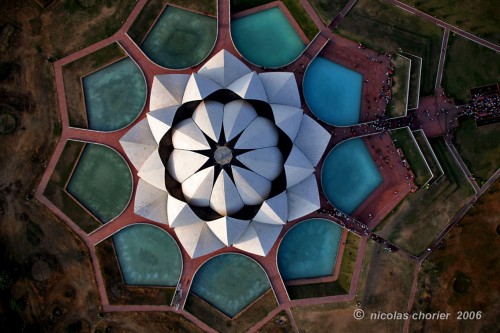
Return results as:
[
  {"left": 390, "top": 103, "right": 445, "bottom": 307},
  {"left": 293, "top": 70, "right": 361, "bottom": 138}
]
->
[{"left": 35, "top": 0, "right": 500, "bottom": 332}]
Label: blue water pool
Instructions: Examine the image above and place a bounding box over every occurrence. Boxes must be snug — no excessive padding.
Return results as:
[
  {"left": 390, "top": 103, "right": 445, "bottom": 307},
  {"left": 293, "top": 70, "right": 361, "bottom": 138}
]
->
[
  {"left": 304, "top": 56, "right": 363, "bottom": 126},
  {"left": 113, "top": 224, "right": 182, "bottom": 286},
  {"left": 190, "top": 254, "right": 271, "bottom": 317},
  {"left": 231, "top": 7, "right": 306, "bottom": 67},
  {"left": 278, "top": 218, "right": 342, "bottom": 280},
  {"left": 83, "top": 58, "right": 146, "bottom": 131},
  {"left": 322, "top": 138, "right": 383, "bottom": 214},
  {"left": 141, "top": 6, "right": 216, "bottom": 69}
]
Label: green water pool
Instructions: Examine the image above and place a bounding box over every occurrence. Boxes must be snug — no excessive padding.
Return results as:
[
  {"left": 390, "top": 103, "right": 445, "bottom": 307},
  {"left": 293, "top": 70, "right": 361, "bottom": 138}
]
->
[
  {"left": 190, "top": 253, "right": 271, "bottom": 317},
  {"left": 66, "top": 143, "right": 132, "bottom": 223},
  {"left": 113, "top": 224, "right": 182, "bottom": 286},
  {"left": 278, "top": 218, "right": 342, "bottom": 280},
  {"left": 141, "top": 6, "right": 217, "bottom": 69},
  {"left": 83, "top": 58, "right": 146, "bottom": 131},
  {"left": 231, "top": 7, "right": 306, "bottom": 67}
]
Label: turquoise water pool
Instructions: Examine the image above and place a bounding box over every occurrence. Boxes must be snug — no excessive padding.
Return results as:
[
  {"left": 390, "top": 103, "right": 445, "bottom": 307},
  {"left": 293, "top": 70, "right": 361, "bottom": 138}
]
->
[
  {"left": 66, "top": 143, "right": 132, "bottom": 223},
  {"left": 231, "top": 7, "right": 305, "bottom": 67},
  {"left": 83, "top": 58, "right": 146, "bottom": 131},
  {"left": 112, "top": 224, "right": 182, "bottom": 286},
  {"left": 141, "top": 6, "right": 216, "bottom": 69},
  {"left": 321, "top": 138, "right": 383, "bottom": 214},
  {"left": 190, "top": 254, "right": 271, "bottom": 317},
  {"left": 278, "top": 218, "right": 342, "bottom": 280},
  {"left": 304, "top": 57, "right": 363, "bottom": 126}
]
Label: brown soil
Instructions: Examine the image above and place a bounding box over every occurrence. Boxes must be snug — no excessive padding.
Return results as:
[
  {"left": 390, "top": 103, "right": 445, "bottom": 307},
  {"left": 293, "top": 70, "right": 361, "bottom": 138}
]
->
[
  {"left": 257, "top": 310, "right": 294, "bottom": 333},
  {"left": 411, "top": 180, "right": 500, "bottom": 332},
  {"left": 92, "top": 311, "right": 204, "bottom": 333}
]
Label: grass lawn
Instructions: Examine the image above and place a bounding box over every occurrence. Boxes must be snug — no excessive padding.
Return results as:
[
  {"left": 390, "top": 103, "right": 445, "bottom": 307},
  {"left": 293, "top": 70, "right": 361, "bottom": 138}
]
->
[
  {"left": 43, "top": 140, "right": 101, "bottom": 233},
  {"left": 309, "top": 0, "right": 349, "bottom": 25},
  {"left": 230, "top": 0, "right": 319, "bottom": 40},
  {"left": 387, "top": 54, "right": 410, "bottom": 118},
  {"left": 358, "top": 242, "right": 416, "bottom": 328},
  {"left": 185, "top": 290, "right": 277, "bottom": 333},
  {"left": 453, "top": 117, "right": 500, "bottom": 183},
  {"left": 95, "top": 238, "right": 175, "bottom": 305},
  {"left": 62, "top": 43, "right": 126, "bottom": 129},
  {"left": 336, "top": 0, "right": 443, "bottom": 95},
  {"left": 128, "top": 0, "right": 216, "bottom": 45},
  {"left": 286, "top": 232, "right": 360, "bottom": 299},
  {"left": 400, "top": 0, "right": 500, "bottom": 45},
  {"left": 42, "top": 0, "right": 136, "bottom": 57},
  {"left": 442, "top": 34, "right": 500, "bottom": 103},
  {"left": 412, "top": 130, "right": 444, "bottom": 183},
  {"left": 390, "top": 127, "right": 432, "bottom": 186},
  {"left": 375, "top": 137, "right": 475, "bottom": 255},
  {"left": 292, "top": 241, "right": 416, "bottom": 332},
  {"left": 411, "top": 180, "right": 500, "bottom": 332},
  {"left": 403, "top": 52, "right": 422, "bottom": 109}
]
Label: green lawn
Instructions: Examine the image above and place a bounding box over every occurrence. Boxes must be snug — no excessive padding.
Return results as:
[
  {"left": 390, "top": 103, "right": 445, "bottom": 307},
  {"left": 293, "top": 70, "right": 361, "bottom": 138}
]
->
[
  {"left": 286, "top": 232, "right": 360, "bottom": 299},
  {"left": 336, "top": 0, "right": 443, "bottom": 95},
  {"left": 43, "top": 140, "right": 101, "bottom": 233},
  {"left": 442, "top": 34, "right": 500, "bottom": 103},
  {"left": 359, "top": 243, "right": 416, "bottom": 319},
  {"left": 185, "top": 290, "right": 277, "bottom": 333},
  {"left": 400, "top": 0, "right": 500, "bottom": 45},
  {"left": 403, "top": 52, "right": 422, "bottom": 109},
  {"left": 374, "top": 137, "right": 475, "bottom": 255},
  {"left": 387, "top": 54, "right": 410, "bottom": 118},
  {"left": 231, "top": 0, "right": 319, "bottom": 40},
  {"left": 45, "top": 0, "right": 136, "bottom": 57},
  {"left": 309, "top": 0, "right": 349, "bottom": 25},
  {"left": 62, "top": 43, "right": 126, "bottom": 129},
  {"left": 453, "top": 117, "right": 500, "bottom": 183},
  {"left": 390, "top": 127, "right": 432, "bottom": 186},
  {"left": 412, "top": 130, "right": 444, "bottom": 183}
]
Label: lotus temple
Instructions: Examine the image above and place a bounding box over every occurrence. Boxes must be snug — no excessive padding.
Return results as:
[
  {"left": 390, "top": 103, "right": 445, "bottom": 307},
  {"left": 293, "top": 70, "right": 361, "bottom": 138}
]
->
[{"left": 36, "top": 0, "right": 441, "bottom": 330}]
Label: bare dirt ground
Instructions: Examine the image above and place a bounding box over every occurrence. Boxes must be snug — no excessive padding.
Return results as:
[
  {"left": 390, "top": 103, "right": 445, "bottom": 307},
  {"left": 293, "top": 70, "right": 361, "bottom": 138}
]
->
[{"left": 410, "top": 179, "right": 500, "bottom": 333}]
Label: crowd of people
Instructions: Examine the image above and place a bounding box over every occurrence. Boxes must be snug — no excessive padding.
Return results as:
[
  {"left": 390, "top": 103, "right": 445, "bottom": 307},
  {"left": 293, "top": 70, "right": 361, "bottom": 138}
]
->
[{"left": 462, "top": 94, "right": 500, "bottom": 121}]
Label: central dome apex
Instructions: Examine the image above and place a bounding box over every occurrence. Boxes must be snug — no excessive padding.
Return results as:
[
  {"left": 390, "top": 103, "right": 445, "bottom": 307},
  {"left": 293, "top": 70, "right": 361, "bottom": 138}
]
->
[{"left": 168, "top": 99, "right": 283, "bottom": 215}]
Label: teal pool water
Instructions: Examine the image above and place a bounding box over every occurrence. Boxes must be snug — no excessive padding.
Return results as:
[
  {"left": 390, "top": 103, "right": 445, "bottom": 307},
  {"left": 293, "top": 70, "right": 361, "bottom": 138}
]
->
[
  {"left": 278, "top": 219, "right": 342, "bottom": 280},
  {"left": 304, "top": 57, "right": 363, "bottom": 126},
  {"left": 231, "top": 7, "right": 306, "bottom": 67},
  {"left": 141, "top": 6, "right": 216, "bottom": 69},
  {"left": 322, "top": 138, "right": 383, "bottom": 214},
  {"left": 112, "top": 224, "right": 182, "bottom": 286},
  {"left": 66, "top": 143, "right": 132, "bottom": 223},
  {"left": 83, "top": 58, "right": 146, "bottom": 131},
  {"left": 190, "top": 254, "right": 271, "bottom": 317}
]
